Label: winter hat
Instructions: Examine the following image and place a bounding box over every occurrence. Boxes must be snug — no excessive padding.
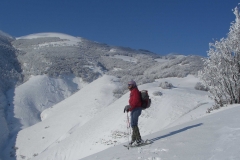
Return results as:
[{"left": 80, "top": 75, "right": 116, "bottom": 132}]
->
[{"left": 128, "top": 80, "right": 136, "bottom": 87}]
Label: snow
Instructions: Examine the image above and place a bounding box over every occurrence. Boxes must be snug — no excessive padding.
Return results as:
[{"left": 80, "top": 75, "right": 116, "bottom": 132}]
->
[
  {"left": 110, "top": 55, "right": 138, "bottom": 63},
  {"left": 16, "top": 32, "right": 82, "bottom": 47},
  {"left": 83, "top": 105, "right": 240, "bottom": 160},
  {"left": 0, "top": 30, "right": 14, "bottom": 40},
  {"left": 154, "top": 58, "right": 169, "bottom": 63},
  {"left": 3, "top": 74, "right": 240, "bottom": 160},
  {"left": 6, "top": 75, "right": 86, "bottom": 133},
  {"left": 113, "top": 67, "right": 123, "bottom": 71},
  {"left": 0, "top": 116, "right": 8, "bottom": 154}
]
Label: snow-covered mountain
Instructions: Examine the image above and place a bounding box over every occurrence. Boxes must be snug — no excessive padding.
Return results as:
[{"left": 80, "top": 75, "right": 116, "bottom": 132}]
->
[
  {"left": 3, "top": 74, "right": 240, "bottom": 160},
  {"left": 0, "top": 30, "right": 216, "bottom": 160},
  {"left": 5, "top": 74, "right": 213, "bottom": 160},
  {"left": 12, "top": 32, "right": 203, "bottom": 83}
]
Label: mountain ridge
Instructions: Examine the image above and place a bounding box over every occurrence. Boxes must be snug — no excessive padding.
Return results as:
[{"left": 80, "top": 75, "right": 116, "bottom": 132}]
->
[{"left": 0, "top": 30, "right": 204, "bottom": 159}]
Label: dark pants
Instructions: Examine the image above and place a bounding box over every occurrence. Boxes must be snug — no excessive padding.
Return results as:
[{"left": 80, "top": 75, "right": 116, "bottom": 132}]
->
[
  {"left": 130, "top": 107, "right": 142, "bottom": 142},
  {"left": 130, "top": 107, "right": 142, "bottom": 127}
]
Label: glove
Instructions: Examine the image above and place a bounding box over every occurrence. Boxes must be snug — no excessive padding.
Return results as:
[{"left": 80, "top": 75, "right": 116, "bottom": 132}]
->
[{"left": 124, "top": 105, "right": 131, "bottom": 113}]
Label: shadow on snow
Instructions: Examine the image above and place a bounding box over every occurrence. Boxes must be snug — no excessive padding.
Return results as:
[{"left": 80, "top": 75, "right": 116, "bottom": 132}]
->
[{"left": 150, "top": 123, "right": 203, "bottom": 142}]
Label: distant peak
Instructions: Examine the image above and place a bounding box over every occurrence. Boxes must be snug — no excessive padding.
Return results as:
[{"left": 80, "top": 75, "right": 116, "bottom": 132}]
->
[
  {"left": 0, "top": 30, "right": 15, "bottom": 40},
  {"left": 16, "top": 32, "right": 82, "bottom": 41}
]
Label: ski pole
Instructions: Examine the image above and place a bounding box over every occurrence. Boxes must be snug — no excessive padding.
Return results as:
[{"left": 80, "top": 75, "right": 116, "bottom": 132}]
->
[
  {"left": 127, "top": 113, "right": 131, "bottom": 135},
  {"left": 126, "top": 112, "right": 131, "bottom": 149}
]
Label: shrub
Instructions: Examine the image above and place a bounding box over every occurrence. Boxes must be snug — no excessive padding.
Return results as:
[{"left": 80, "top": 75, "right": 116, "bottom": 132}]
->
[
  {"left": 159, "top": 81, "right": 173, "bottom": 89},
  {"left": 194, "top": 82, "right": 208, "bottom": 91},
  {"left": 153, "top": 91, "right": 162, "bottom": 96}
]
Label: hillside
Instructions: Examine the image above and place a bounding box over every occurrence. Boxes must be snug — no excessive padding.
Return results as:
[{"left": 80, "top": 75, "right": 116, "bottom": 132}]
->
[
  {"left": 83, "top": 105, "right": 240, "bottom": 160},
  {"left": 0, "top": 31, "right": 205, "bottom": 159},
  {"left": 2, "top": 74, "right": 214, "bottom": 160},
  {"left": 12, "top": 32, "right": 203, "bottom": 84}
]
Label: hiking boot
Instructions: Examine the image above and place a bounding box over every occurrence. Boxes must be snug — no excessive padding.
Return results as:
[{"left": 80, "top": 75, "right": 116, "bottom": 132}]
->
[
  {"left": 129, "top": 140, "right": 135, "bottom": 146},
  {"left": 136, "top": 139, "right": 144, "bottom": 145}
]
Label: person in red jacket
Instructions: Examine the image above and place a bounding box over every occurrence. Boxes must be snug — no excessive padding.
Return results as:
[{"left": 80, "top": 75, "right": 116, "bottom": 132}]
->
[{"left": 124, "top": 80, "right": 144, "bottom": 146}]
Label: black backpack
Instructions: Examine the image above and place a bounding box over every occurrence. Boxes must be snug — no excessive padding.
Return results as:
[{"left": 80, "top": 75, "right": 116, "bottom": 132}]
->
[{"left": 140, "top": 90, "right": 151, "bottom": 110}]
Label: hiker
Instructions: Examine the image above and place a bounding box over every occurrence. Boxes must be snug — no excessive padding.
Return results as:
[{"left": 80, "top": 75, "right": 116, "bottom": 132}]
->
[{"left": 124, "top": 80, "right": 144, "bottom": 146}]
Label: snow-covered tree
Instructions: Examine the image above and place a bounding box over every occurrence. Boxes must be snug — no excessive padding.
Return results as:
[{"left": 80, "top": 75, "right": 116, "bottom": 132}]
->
[{"left": 199, "top": 6, "right": 240, "bottom": 108}]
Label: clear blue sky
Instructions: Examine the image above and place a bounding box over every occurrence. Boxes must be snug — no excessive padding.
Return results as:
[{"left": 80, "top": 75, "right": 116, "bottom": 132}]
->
[{"left": 0, "top": 0, "right": 239, "bottom": 56}]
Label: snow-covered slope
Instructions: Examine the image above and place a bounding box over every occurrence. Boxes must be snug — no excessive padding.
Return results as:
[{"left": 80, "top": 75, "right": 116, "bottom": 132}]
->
[
  {"left": 83, "top": 105, "right": 240, "bottom": 160},
  {"left": 8, "top": 75, "right": 121, "bottom": 160},
  {"left": 17, "top": 32, "right": 82, "bottom": 47},
  {"left": 0, "top": 30, "right": 205, "bottom": 159},
  {"left": 12, "top": 32, "right": 203, "bottom": 84},
  {"left": 2, "top": 75, "right": 217, "bottom": 160},
  {"left": 6, "top": 75, "right": 86, "bottom": 134}
]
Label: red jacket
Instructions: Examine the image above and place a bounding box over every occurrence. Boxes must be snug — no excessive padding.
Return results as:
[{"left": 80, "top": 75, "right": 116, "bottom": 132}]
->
[{"left": 129, "top": 87, "right": 142, "bottom": 111}]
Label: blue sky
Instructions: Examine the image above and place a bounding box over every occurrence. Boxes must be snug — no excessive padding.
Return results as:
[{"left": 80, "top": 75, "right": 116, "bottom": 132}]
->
[{"left": 0, "top": 0, "right": 239, "bottom": 56}]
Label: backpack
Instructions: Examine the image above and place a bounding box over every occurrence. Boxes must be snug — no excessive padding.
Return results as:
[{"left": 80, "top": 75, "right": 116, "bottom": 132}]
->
[{"left": 140, "top": 90, "right": 151, "bottom": 110}]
